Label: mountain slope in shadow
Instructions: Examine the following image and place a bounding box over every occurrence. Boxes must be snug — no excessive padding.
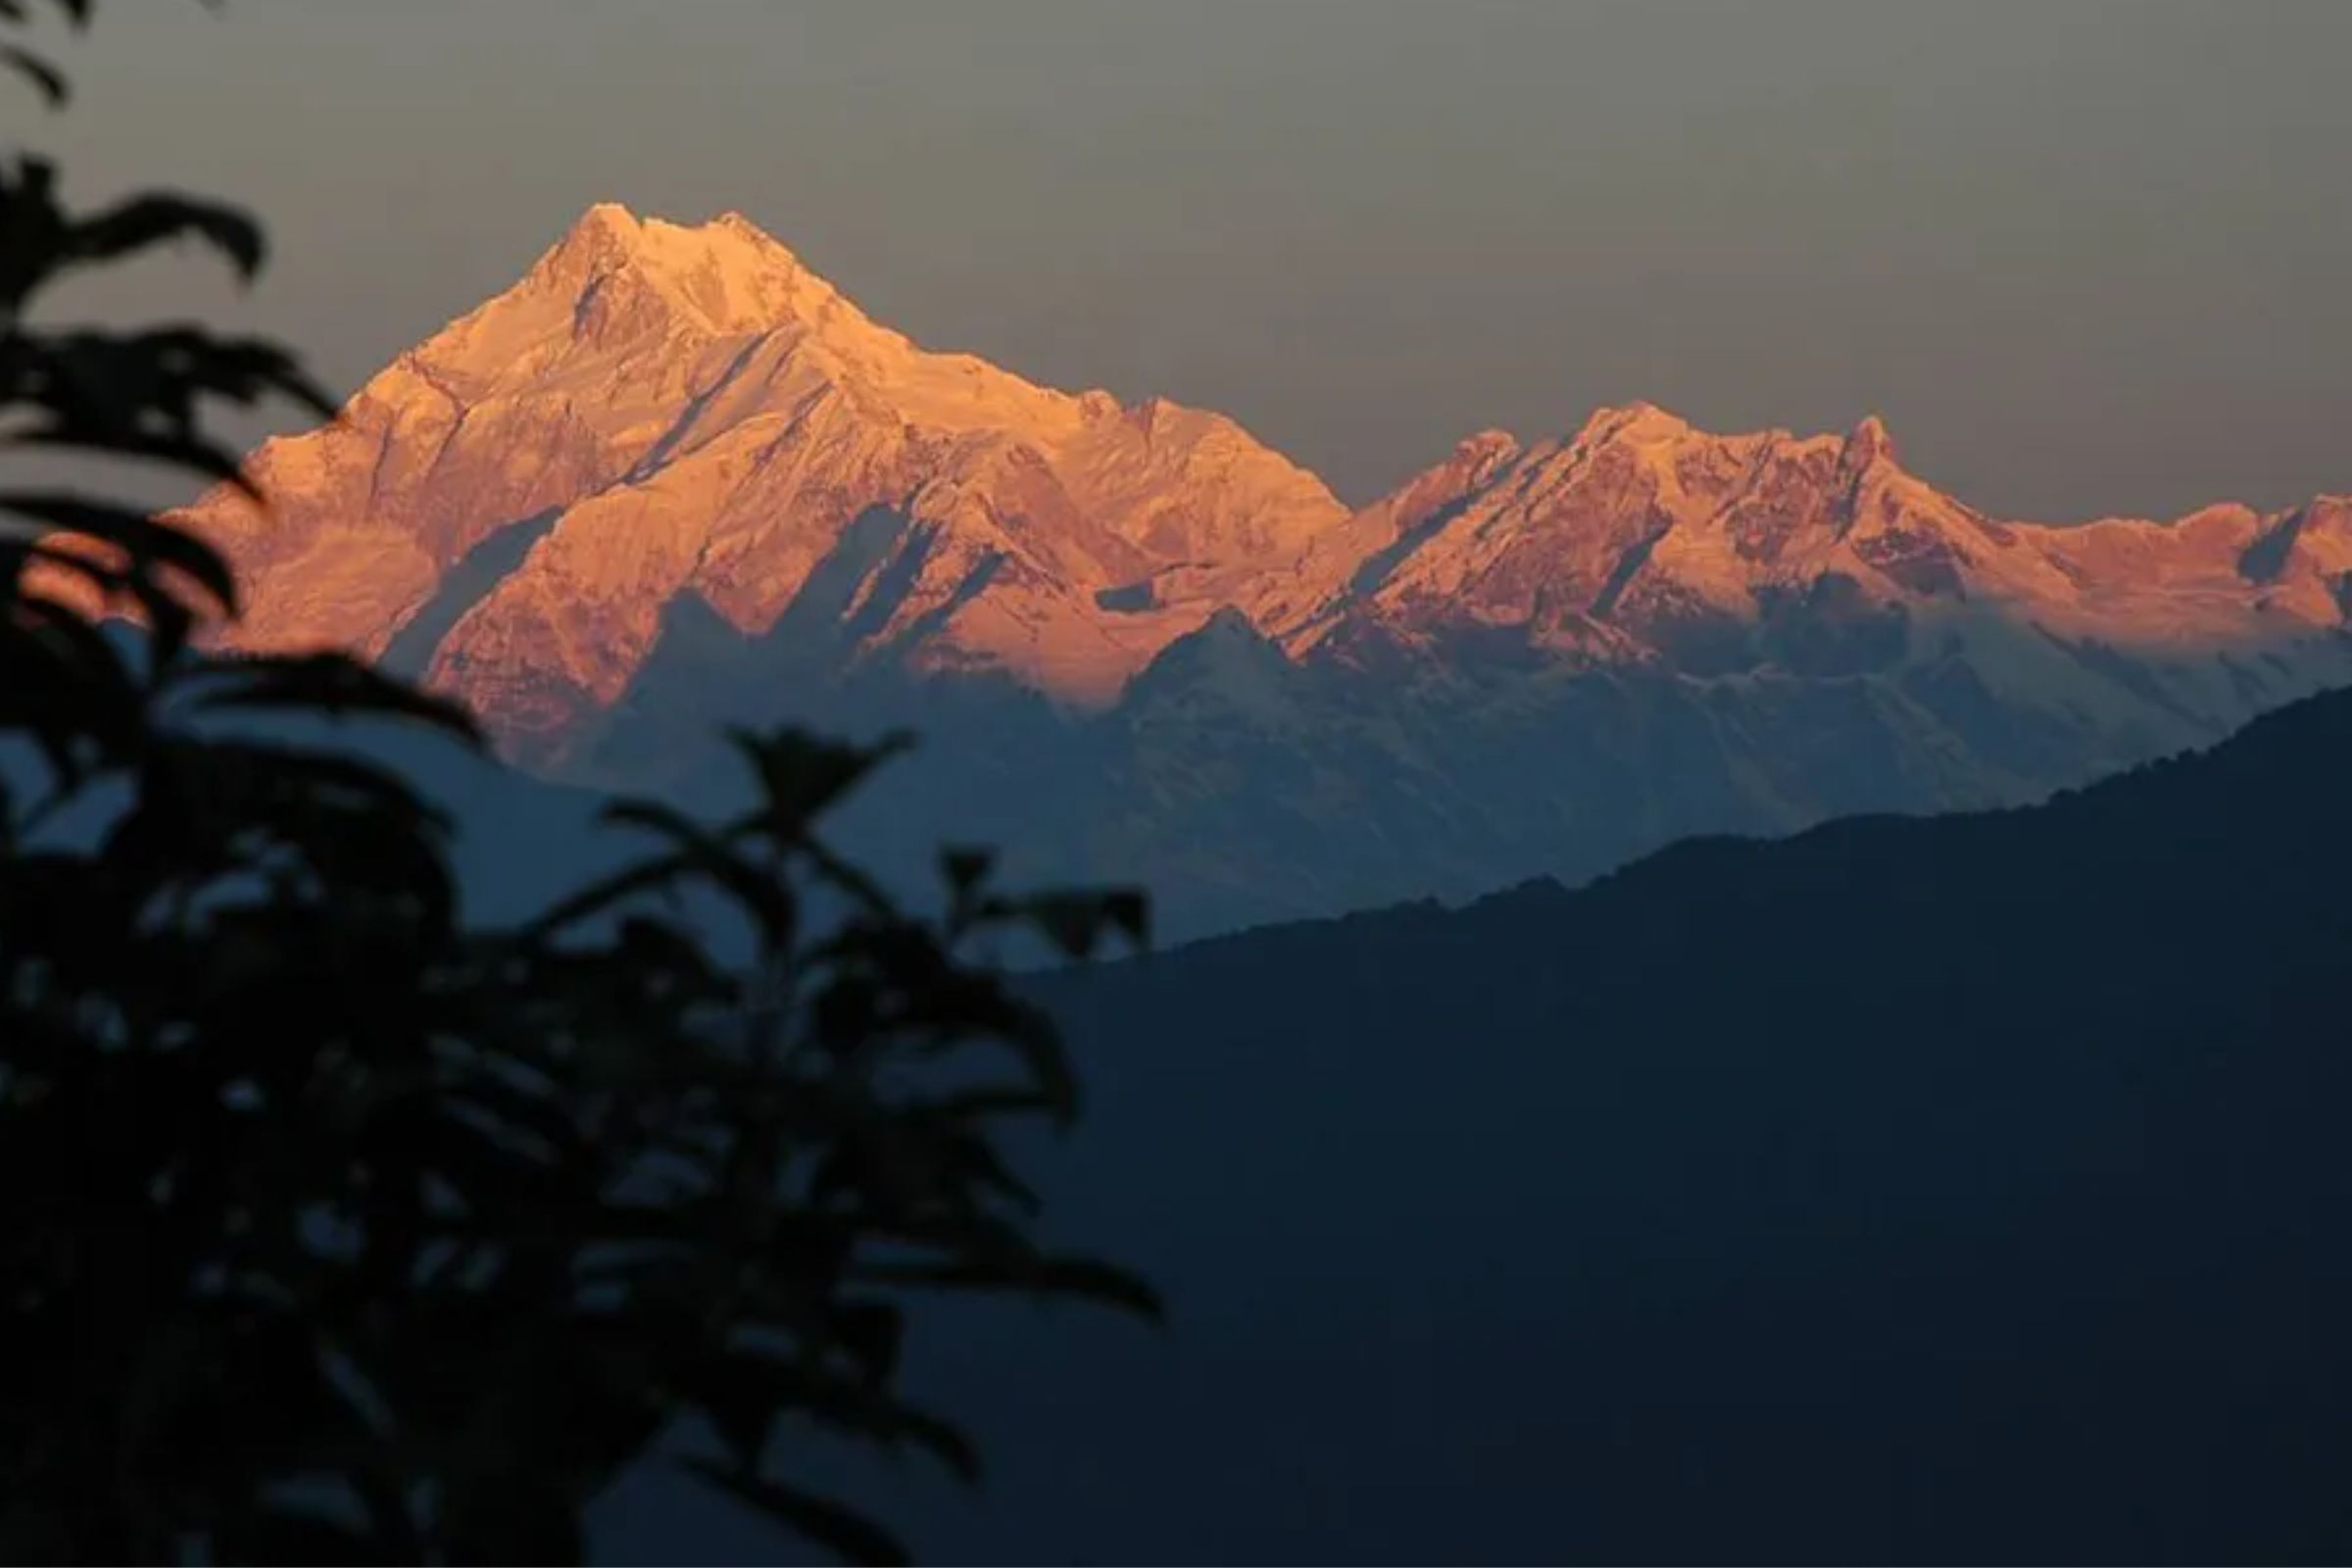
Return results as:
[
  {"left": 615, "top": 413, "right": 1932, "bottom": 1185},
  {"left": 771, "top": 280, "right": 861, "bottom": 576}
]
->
[{"left": 618, "top": 687, "right": 2352, "bottom": 1564}]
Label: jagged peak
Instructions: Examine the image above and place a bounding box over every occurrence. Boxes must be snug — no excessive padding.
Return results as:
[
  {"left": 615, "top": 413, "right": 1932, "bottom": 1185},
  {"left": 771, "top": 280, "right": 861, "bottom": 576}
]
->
[
  {"left": 531, "top": 202, "right": 842, "bottom": 337},
  {"left": 533, "top": 201, "right": 646, "bottom": 278},
  {"left": 553, "top": 202, "right": 804, "bottom": 267},
  {"left": 1351, "top": 428, "right": 1522, "bottom": 535},
  {"left": 1552, "top": 403, "right": 1921, "bottom": 493},
  {"left": 575, "top": 199, "right": 644, "bottom": 236},
  {"left": 1127, "top": 394, "right": 1195, "bottom": 437},
  {"left": 1573, "top": 400, "right": 1692, "bottom": 447},
  {"left": 1842, "top": 412, "right": 1899, "bottom": 469},
  {"left": 662, "top": 208, "right": 816, "bottom": 275},
  {"left": 1414, "top": 428, "right": 1522, "bottom": 499},
  {"left": 709, "top": 208, "right": 769, "bottom": 237},
  {"left": 1453, "top": 428, "right": 1522, "bottom": 465},
  {"left": 2299, "top": 494, "right": 2352, "bottom": 527},
  {"left": 1563, "top": 401, "right": 1912, "bottom": 458},
  {"left": 1071, "top": 390, "right": 1198, "bottom": 431}
]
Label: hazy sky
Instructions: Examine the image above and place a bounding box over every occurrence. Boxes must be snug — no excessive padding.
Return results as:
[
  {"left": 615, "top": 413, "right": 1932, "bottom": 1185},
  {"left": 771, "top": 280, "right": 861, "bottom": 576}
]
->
[{"left": 38, "top": 0, "right": 2352, "bottom": 518}]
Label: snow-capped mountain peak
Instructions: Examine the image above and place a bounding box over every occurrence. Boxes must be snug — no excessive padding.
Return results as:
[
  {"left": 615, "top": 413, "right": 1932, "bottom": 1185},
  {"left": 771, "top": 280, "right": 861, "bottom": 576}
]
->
[{"left": 169, "top": 208, "right": 2352, "bottom": 933}]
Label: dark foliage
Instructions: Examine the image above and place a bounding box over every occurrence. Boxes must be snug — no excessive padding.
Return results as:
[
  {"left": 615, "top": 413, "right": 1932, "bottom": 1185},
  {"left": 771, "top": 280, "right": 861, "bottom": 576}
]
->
[{"left": 0, "top": 8, "right": 1152, "bottom": 1562}]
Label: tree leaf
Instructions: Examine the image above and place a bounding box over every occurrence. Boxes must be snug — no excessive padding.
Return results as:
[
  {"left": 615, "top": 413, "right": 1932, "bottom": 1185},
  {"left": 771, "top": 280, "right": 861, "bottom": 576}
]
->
[
  {"left": 70, "top": 190, "right": 266, "bottom": 282},
  {"left": 1, "top": 44, "right": 67, "bottom": 107},
  {"left": 188, "top": 652, "right": 482, "bottom": 743},
  {"left": 1016, "top": 888, "right": 1152, "bottom": 960},
  {"left": 0, "top": 490, "right": 239, "bottom": 614},
  {"left": 727, "top": 726, "right": 911, "bottom": 841}
]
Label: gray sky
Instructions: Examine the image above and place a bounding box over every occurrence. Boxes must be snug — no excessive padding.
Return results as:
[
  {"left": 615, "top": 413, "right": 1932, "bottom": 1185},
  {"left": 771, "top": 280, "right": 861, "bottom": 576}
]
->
[{"left": 35, "top": 0, "right": 2352, "bottom": 518}]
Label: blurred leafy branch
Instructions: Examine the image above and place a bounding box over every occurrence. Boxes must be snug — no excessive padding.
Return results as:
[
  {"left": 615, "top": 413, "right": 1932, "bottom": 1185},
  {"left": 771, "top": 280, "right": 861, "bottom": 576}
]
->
[{"left": 0, "top": 4, "right": 1154, "bottom": 1562}]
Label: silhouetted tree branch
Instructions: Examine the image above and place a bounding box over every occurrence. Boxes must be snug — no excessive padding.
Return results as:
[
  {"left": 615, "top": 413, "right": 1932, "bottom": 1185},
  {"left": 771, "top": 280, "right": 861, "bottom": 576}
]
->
[{"left": 0, "top": 9, "right": 1153, "bottom": 1563}]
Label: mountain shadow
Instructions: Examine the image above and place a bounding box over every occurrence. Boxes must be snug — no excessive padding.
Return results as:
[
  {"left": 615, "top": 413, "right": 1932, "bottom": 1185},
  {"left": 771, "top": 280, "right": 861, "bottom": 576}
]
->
[
  {"left": 593, "top": 684, "right": 2352, "bottom": 1563},
  {"left": 570, "top": 537, "right": 1116, "bottom": 915},
  {"left": 379, "top": 507, "right": 564, "bottom": 678}
]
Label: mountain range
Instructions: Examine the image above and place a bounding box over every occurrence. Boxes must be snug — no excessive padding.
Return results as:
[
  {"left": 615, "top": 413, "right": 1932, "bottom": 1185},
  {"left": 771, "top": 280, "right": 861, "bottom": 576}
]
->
[{"left": 180, "top": 205, "right": 2352, "bottom": 935}]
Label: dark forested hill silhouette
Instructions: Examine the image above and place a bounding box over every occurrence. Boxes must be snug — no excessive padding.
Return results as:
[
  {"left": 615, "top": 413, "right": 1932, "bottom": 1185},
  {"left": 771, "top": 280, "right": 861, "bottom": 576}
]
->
[{"left": 633, "top": 686, "right": 2352, "bottom": 1563}]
